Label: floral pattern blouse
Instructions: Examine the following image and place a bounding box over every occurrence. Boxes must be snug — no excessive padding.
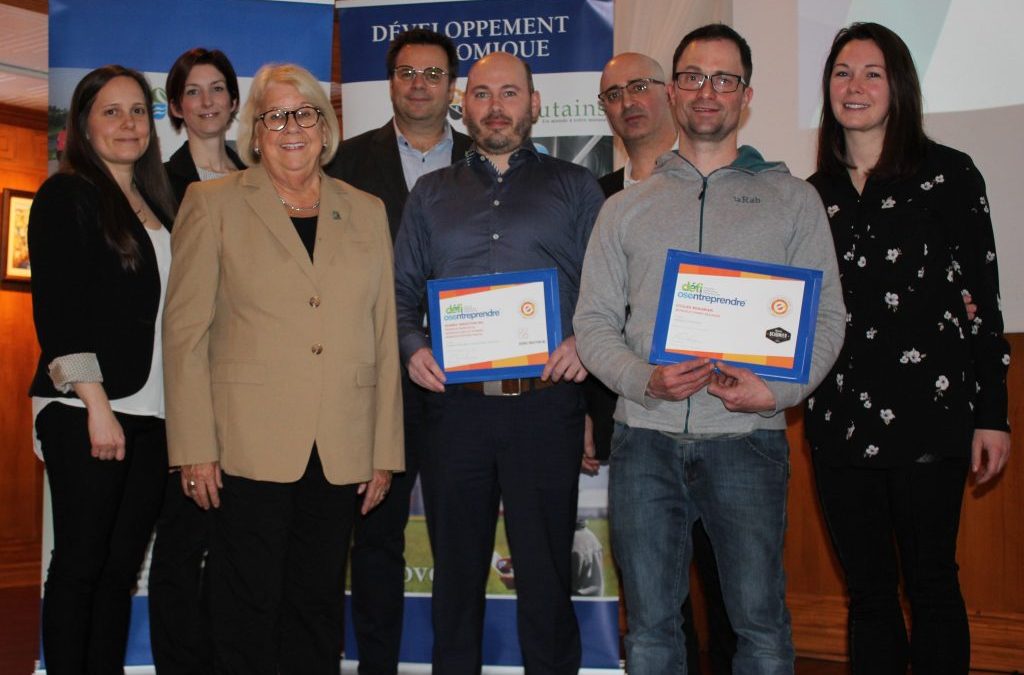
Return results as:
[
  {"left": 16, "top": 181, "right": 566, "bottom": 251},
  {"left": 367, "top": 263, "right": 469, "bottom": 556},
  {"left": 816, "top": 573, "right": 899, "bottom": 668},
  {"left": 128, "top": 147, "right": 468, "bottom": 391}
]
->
[{"left": 805, "top": 142, "right": 1010, "bottom": 468}]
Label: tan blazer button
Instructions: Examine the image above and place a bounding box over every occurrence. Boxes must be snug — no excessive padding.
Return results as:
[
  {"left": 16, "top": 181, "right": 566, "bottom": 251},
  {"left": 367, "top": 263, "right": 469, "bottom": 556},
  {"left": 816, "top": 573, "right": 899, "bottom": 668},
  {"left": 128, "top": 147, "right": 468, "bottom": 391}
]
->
[
  {"left": 309, "top": 296, "right": 321, "bottom": 307},
  {"left": 311, "top": 343, "right": 323, "bottom": 355}
]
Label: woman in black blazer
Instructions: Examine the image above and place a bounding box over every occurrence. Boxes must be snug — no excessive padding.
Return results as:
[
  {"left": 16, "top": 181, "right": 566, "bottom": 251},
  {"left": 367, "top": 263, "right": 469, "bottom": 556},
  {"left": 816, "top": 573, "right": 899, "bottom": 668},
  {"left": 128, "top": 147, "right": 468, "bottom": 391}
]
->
[
  {"left": 163, "top": 48, "right": 245, "bottom": 202},
  {"left": 29, "top": 64, "right": 176, "bottom": 673},
  {"left": 148, "top": 47, "right": 244, "bottom": 675}
]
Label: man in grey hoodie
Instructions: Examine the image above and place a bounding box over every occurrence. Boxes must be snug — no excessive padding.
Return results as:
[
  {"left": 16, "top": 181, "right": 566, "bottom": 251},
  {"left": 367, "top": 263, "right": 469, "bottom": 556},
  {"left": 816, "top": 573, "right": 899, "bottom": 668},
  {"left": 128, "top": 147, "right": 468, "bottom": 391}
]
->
[{"left": 573, "top": 24, "right": 846, "bottom": 675}]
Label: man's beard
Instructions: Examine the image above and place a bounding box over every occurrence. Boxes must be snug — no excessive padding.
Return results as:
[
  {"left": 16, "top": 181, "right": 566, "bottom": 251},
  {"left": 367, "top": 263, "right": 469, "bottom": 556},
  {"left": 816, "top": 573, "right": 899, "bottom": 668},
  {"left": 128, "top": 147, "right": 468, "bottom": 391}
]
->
[{"left": 467, "top": 113, "right": 532, "bottom": 154}]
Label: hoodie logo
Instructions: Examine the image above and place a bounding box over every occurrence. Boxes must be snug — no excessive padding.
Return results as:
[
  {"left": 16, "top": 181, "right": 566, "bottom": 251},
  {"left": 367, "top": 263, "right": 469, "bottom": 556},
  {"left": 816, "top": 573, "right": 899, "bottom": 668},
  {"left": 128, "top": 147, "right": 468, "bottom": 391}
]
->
[{"left": 733, "top": 195, "right": 761, "bottom": 204}]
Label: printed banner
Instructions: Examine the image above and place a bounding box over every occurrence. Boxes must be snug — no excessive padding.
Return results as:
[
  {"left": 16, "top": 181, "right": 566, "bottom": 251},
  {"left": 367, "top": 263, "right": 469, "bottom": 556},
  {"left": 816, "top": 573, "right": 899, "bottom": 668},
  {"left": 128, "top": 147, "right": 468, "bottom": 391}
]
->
[
  {"left": 343, "top": 471, "right": 621, "bottom": 670},
  {"left": 336, "top": 1, "right": 619, "bottom": 669},
  {"left": 47, "top": 0, "right": 334, "bottom": 168},
  {"left": 40, "top": 2, "right": 334, "bottom": 672},
  {"left": 336, "top": 0, "right": 614, "bottom": 175}
]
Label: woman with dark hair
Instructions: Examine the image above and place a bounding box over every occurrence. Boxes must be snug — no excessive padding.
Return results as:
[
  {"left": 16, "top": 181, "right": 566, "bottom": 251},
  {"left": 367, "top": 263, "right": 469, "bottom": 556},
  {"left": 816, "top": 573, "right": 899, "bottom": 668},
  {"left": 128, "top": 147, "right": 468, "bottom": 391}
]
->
[
  {"left": 805, "top": 22, "right": 1011, "bottom": 674},
  {"left": 148, "top": 47, "right": 244, "bottom": 675},
  {"left": 28, "top": 64, "right": 176, "bottom": 673},
  {"left": 163, "top": 47, "right": 245, "bottom": 202}
]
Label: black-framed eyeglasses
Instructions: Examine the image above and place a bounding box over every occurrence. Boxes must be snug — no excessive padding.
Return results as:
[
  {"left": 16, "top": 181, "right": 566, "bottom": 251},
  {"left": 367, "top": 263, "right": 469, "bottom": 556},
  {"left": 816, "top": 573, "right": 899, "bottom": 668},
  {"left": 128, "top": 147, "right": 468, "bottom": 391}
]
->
[
  {"left": 597, "top": 78, "right": 666, "bottom": 105},
  {"left": 392, "top": 66, "right": 449, "bottom": 86},
  {"left": 257, "top": 106, "right": 323, "bottom": 132},
  {"left": 672, "top": 71, "right": 747, "bottom": 93}
]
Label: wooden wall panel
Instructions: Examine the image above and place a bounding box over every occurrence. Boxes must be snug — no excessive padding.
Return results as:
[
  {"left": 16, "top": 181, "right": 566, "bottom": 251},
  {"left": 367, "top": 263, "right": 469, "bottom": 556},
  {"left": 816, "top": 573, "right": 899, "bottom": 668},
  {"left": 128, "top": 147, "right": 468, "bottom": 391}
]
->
[
  {"left": 784, "top": 333, "right": 1024, "bottom": 671},
  {"left": 0, "top": 119, "right": 47, "bottom": 588}
]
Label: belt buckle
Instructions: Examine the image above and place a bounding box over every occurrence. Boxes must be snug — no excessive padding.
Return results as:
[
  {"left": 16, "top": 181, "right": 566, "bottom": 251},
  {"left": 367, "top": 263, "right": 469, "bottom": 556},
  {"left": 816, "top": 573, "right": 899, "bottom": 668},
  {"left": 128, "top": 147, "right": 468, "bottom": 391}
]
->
[{"left": 483, "top": 379, "right": 524, "bottom": 396}]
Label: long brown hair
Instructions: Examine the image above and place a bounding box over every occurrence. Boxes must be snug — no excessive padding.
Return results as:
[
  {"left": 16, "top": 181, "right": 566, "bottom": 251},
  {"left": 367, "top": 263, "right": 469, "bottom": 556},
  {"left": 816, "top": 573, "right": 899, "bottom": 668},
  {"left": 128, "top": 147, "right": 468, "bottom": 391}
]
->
[
  {"left": 816, "top": 23, "right": 929, "bottom": 180},
  {"left": 62, "top": 65, "right": 177, "bottom": 270}
]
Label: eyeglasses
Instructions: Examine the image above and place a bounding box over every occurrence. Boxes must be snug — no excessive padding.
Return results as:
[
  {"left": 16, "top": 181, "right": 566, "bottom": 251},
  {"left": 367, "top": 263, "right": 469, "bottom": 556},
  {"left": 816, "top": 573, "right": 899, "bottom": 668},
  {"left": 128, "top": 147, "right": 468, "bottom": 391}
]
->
[
  {"left": 393, "top": 66, "right": 449, "bottom": 86},
  {"left": 672, "top": 71, "right": 747, "bottom": 93},
  {"left": 597, "top": 78, "right": 666, "bottom": 105},
  {"left": 257, "top": 106, "right": 323, "bottom": 132}
]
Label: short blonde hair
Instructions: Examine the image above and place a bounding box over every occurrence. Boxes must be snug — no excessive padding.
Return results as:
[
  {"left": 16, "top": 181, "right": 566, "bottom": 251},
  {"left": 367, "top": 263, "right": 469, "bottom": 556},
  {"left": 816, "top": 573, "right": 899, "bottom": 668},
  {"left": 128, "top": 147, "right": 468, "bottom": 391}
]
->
[{"left": 237, "top": 63, "right": 339, "bottom": 167}]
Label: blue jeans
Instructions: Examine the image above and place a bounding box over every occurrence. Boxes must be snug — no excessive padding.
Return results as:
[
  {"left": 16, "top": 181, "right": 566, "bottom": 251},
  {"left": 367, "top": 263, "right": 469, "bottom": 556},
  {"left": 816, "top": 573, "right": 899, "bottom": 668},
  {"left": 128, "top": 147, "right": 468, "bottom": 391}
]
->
[{"left": 609, "top": 424, "right": 794, "bottom": 675}]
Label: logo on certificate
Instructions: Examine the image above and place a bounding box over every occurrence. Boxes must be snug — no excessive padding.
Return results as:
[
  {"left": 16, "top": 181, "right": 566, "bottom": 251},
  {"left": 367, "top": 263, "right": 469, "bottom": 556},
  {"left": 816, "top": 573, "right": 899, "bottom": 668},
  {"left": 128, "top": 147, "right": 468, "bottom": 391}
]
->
[
  {"left": 766, "top": 327, "right": 791, "bottom": 344},
  {"left": 769, "top": 297, "right": 790, "bottom": 317},
  {"left": 520, "top": 301, "right": 537, "bottom": 318}
]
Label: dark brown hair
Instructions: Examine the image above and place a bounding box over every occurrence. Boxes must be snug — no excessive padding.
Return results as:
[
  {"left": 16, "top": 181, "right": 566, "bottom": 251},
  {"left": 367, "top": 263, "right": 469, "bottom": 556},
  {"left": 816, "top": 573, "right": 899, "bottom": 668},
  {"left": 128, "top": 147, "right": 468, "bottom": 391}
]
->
[
  {"left": 62, "top": 65, "right": 177, "bottom": 270},
  {"left": 166, "top": 47, "right": 241, "bottom": 132},
  {"left": 386, "top": 28, "right": 459, "bottom": 79},
  {"left": 816, "top": 22, "right": 929, "bottom": 179},
  {"left": 673, "top": 23, "right": 753, "bottom": 83}
]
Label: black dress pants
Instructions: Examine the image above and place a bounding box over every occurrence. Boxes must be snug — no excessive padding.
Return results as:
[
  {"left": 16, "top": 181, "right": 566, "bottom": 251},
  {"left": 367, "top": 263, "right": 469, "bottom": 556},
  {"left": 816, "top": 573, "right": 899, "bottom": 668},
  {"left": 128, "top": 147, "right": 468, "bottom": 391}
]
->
[
  {"left": 813, "top": 452, "right": 970, "bottom": 675},
  {"left": 420, "top": 383, "right": 585, "bottom": 675},
  {"left": 350, "top": 373, "right": 423, "bottom": 675},
  {"left": 210, "top": 448, "right": 357, "bottom": 675},
  {"left": 148, "top": 472, "right": 213, "bottom": 675},
  {"left": 38, "top": 403, "right": 167, "bottom": 675}
]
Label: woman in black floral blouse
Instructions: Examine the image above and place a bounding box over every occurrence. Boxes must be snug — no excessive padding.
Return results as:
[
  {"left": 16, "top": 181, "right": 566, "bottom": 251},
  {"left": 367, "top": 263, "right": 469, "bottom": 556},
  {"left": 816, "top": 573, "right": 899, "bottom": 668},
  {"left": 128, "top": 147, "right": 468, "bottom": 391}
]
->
[{"left": 805, "top": 22, "right": 1010, "bottom": 674}]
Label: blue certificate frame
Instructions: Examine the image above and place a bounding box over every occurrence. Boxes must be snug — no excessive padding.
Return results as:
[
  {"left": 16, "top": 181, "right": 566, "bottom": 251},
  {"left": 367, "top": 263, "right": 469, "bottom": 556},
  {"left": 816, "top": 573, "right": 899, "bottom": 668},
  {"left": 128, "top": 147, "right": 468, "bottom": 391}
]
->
[
  {"left": 427, "top": 268, "right": 562, "bottom": 384},
  {"left": 649, "top": 249, "right": 823, "bottom": 383}
]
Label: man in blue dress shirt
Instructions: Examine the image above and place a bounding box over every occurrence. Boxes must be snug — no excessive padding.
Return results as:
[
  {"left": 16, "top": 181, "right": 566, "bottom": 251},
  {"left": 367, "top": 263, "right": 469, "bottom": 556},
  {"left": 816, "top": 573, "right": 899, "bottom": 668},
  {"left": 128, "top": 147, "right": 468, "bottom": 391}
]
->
[{"left": 393, "top": 51, "right": 605, "bottom": 675}]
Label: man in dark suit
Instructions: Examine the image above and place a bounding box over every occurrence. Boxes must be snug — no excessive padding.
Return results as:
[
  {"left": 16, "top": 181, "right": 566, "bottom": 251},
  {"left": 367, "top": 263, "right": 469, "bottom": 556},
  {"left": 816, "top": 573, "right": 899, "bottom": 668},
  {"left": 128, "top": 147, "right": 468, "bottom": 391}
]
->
[
  {"left": 325, "top": 28, "right": 471, "bottom": 675},
  {"left": 594, "top": 52, "right": 736, "bottom": 675}
]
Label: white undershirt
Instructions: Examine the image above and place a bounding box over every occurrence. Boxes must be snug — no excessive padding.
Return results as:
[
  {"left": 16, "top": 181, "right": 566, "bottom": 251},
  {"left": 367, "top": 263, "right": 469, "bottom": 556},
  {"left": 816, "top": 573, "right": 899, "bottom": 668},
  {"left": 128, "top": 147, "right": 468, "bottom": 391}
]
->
[
  {"left": 622, "top": 138, "right": 680, "bottom": 189},
  {"left": 32, "top": 225, "right": 172, "bottom": 457}
]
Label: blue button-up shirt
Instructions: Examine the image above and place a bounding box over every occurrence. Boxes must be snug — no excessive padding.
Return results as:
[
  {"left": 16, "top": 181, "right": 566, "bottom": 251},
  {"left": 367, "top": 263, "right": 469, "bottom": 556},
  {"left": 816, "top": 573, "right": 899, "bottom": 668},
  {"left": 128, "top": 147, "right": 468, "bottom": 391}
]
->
[
  {"left": 394, "top": 142, "right": 605, "bottom": 363},
  {"left": 395, "top": 120, "right": 455, "bottom": 191}
]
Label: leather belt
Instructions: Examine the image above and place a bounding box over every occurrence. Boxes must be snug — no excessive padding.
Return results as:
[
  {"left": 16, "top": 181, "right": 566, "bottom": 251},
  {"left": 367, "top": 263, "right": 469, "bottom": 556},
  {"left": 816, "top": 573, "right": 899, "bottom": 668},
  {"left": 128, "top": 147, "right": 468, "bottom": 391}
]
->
[{"left": 460, "top": 377, "right": 555, "bottom": 396}]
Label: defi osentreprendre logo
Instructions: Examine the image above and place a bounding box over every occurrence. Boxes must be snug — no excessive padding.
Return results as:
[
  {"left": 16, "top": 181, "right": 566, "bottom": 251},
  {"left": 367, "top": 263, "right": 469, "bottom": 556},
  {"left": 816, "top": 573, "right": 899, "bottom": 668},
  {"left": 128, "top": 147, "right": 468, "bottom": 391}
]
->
[
  {"left": 443, "top": 302, "right": 501, "bottom": 321},
  {"left": 676, "top": 280, "right": 746, "bottom": 307}
]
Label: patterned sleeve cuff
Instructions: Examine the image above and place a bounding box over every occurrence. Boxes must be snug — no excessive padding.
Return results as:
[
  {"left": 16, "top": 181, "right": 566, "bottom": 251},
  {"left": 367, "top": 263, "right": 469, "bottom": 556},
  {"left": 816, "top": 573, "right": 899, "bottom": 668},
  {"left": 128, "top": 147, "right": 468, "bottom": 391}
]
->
[{"left": 47, "top": 353, "right": 103, "bottom": 393}]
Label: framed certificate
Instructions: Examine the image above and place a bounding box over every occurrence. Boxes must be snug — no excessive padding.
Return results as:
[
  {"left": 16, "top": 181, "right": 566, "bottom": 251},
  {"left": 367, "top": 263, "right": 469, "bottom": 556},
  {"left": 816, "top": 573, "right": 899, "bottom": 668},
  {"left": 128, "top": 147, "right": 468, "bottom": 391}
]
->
[
  {"left": 427, "top": 269, "right": 562, "bottom": 384},
  {"left": 650, "top": 250, "right": 823, "bottom": 383}
]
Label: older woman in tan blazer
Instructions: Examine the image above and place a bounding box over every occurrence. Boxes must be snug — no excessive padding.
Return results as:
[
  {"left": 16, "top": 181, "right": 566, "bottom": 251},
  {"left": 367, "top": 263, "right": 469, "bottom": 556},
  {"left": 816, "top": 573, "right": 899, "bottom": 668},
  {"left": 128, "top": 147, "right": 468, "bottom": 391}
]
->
[{"left": 163, "top": 63, "right": 403, "bottom": 675}]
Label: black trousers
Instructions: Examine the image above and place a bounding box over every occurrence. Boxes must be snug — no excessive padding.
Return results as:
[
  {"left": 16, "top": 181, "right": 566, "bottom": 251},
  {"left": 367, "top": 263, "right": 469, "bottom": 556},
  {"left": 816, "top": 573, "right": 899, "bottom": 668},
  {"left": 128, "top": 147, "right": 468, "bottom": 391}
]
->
[
  {"left": 350, "top": 374, "right": 423, "bottom": 675},
  {"left": 210, "top": 448, "right": 357, "bottom": 675},
  {"left": 148, "top": 472, "right": 213, "bottom": 675},
  {"left": 813, "top": 452, "right": 970, "bottom": 675},
  {"left": 420, "top": 383, "right": 585, "bottom": 675},
  {"left": 37, "top": 403, "right": 167, "bottom": 675}
]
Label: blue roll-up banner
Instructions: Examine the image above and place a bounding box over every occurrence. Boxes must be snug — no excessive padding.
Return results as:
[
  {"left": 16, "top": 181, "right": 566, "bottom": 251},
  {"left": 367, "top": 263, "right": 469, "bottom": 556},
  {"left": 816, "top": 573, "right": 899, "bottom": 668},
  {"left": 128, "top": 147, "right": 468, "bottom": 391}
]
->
[
  {"left": 336, "top": 1, "right": 619, "bottom": 671},
  {"left": 338, "top": 0, "right": 615, "bottom": 177},
  {"left": 47, "top": 0, "right": 333, "bottom": 167},
  {"left": 41, "top": 0, "right": 618, "bottom": 670},
  {"left": 40, "top": 2, "right": 333, "bottom": 673}
]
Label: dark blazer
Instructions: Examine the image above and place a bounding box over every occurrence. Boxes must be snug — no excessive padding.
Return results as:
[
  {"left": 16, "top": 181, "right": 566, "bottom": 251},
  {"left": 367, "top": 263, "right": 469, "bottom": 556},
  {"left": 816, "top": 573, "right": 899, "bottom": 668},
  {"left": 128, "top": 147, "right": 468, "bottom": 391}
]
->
[
  {"left": 325, "top": 119, "right": 472, "bottom": 241},
  {"left": 599, "top": 167, "right": 625, "bottom": 198},
  {"left": 28, "top": 172, "right": 171, "bottom": 400},
  {"left": 583, "top": 167, "right": 625, "bottom": 459},
  {"left": 164, "top": 141, "right": 246, "bottom": 204}
]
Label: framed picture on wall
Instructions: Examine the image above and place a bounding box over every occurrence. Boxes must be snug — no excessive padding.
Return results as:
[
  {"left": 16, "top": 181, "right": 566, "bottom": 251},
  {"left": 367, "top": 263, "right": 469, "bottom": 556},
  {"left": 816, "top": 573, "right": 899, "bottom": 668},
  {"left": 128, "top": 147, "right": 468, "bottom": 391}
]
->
[{"left": 1, "top": 188, "right": 33, "bottom": 283}]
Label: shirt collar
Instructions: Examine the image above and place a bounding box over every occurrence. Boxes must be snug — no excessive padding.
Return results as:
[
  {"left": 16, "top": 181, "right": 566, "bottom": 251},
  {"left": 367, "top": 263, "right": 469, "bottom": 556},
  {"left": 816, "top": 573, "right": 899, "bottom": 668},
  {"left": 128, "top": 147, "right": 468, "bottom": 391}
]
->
[
  {"left": 393, "top": 119, "right": 454, "bottom": 154},
  {"left": 466, "top": 138, "right": 541, "bottom": 166}
]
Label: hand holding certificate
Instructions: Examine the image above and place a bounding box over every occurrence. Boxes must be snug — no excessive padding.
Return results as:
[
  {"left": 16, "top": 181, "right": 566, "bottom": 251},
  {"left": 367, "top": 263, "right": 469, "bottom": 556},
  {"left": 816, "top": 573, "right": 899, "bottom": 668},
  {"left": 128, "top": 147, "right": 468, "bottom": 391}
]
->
[
  {"left": 427, "top": 269, "right": 562, "bottom": 384},
  {"left": 650, "top": 250, "right": 823, "bottom": 383}
]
